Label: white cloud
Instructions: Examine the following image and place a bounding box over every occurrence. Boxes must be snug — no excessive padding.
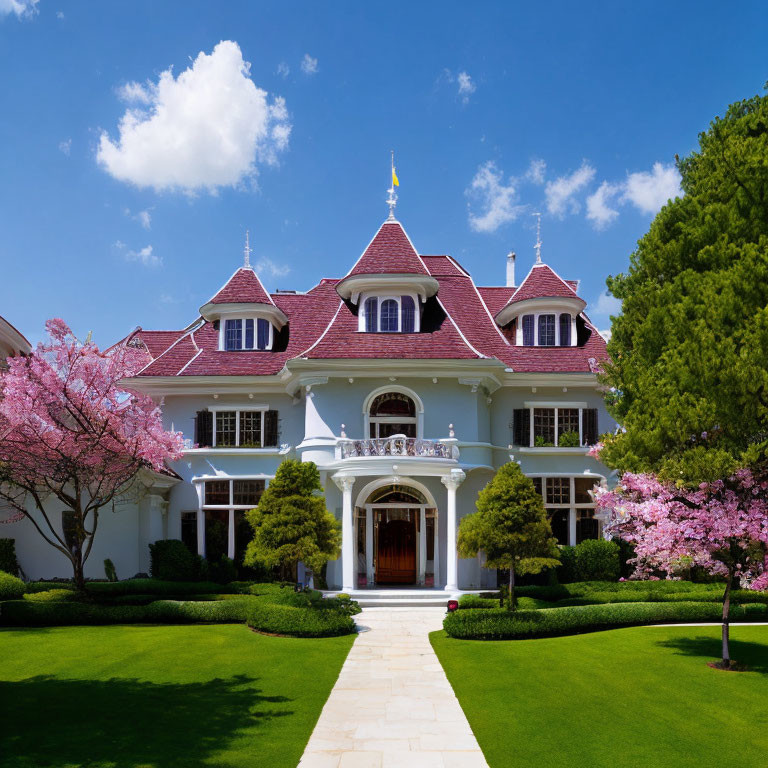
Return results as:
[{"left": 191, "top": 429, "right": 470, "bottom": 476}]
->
[
  {"left": 117, "top": 80, "right": 155, "bottom": 105},
  {"left": 545, "top": 162, "right": 595, "bottom": 217},
  {"left": 125, "top": 245, "right": 161, "bottom": 268},
  {"left": 159, "top": 292, "right": 179, "bottom": 304},
  {"left": 58, "top": 138, "right": 71, "bottom": 156},
  {"left": 256, "top": 257, "right": 290, "bottom": 278},
  {"left": 466, "top": 162, "right": 525, "bottom": 234},
  {"left": 526, "top": 158, "right": 546, "bottom": 185},
  {"left": 598, "top": 328, "right": 612, "bottom": 342},
  {"left": 300, "top": 53, "right": 318, "bottom": 75},
  {"left": 586, "top": 181, "right": 621, "bottom": 230},
  {"left": 56, "top": 10, "right": 64, "bottom": 19},
  {"left": 622, "top": 162, "right": 681, "bottom": 214},
  {"left": 277, "top": 61, "right": 290, "bottom": 78},
  {"left": 0, "top": 0, "right": 38, "bottom": 19},
  {"left": 113, "top": 240, "right": 126, "bottom": 250},
  {"left": 592, "top": 289, "right": 621, "bottom": 318},
  {"left": 457, "top": 71, "right": 476, "bottom": 104},
  {"left": 136, "top": 209, "right": 151, "bottom": 229},
  {"left": 97, "top": 40, "right": 291, "bottom": 194}
]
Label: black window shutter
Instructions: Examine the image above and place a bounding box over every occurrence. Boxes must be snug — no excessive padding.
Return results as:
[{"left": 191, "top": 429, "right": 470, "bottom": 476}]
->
[
  {"left": 195, "top": 410, "right": 213, "bottom": 447},
  {"left": 264, "top": 410, "right": 279, "bottom": 447},
  {"left": 513, "top": 409, "right": 530, "bottom": 446},
  {"left": 583, "top": 408, "right": 598, "bottom": 446}
]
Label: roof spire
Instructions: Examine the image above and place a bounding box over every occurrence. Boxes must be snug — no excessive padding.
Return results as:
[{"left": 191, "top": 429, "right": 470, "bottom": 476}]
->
[
  {"left": 532, "top": 212, "right": 542, "bottom": 264},
  {"left": 243, "top": 229, "right": 252, "bottom": 269},
  {"left": 386, "top": 150, "right": 399, "bottom": 221}
]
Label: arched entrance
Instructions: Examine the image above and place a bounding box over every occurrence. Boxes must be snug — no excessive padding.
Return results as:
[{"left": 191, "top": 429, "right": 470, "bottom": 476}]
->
[{"left": 356, "top": 483, "right": 437, "bottom": 586}]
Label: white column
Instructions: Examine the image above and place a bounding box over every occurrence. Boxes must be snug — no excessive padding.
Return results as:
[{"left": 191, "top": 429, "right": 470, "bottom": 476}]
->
[
  {"left": 365, "top": 507, "right": 374, "bottom": 584},
  {"left": 333, "top": 475, "right": 356, "bottom": 591},
  {"left": 418, "top": 508, "right": 427, "bottom": 586},
  {"left": 432, "top": 511, "right": 439, "bottom": 588},
  {"left": 569, "top": 509, "right": 577, "bottom": 547},
  {"left": 441, "top": 469, "right": 466, "bottom": 592},
  {"left": 196, "top": 508, "right": 206, "bottom": 557},
  {"left": 227, "top": 509, "right": 236, "bottom": 560}
]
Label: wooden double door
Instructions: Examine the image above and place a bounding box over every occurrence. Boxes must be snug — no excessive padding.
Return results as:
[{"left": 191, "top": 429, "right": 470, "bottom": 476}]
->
[{"left": 375, "top": 507, "right": 417, "bottom": 584}]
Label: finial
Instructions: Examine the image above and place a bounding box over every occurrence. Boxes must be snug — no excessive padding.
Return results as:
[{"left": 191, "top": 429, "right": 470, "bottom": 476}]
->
[
  {"left": 532, "top": 212, "right": 542, "bottom": 264},
  {"left": 386, "top": 150, "right": 399, "bottom": 220},
  {"left": 243, "top": 230, "right": 252, "bottom": 269}
]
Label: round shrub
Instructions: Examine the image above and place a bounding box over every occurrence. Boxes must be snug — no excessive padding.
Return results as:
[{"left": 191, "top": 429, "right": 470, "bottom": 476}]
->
[
  {"left": 574, "top": 539, "right": 620, "bottom": 581},
  {"left": 149, "top": 539, "right": 204, "bottom": 581},
  {"left": 0, "top": 570, "right": 25, "bottom": 601},
  {"left": 0, "top": 539, "right": 20, "bottom": 577},
  {"left": 246, "top": 601, "right": 356, "bottom": 637},
  {"left": 556, "top": 546, "right": 578, "bottom": 583}
]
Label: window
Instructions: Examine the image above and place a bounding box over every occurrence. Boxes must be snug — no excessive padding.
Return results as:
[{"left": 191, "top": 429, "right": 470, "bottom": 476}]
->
[
  {"left": 223, "top": 317, "right": 272, "bottom": 350},
  {"left": 181, "top": 511, "right": 198, "bottom": 553},
  {"left": 529, "top": 475, "right": 601, "bottom": 546},
  {"left": 360, "top": 294, "right": 420, "bottom": 333},
  {"left": 538, "top": 314, "right": 556, "bottom": 346},
  {"left": 559, "top": 313, "right": 572, "bottom": 346},
  {"left": 369, "top": 392, "right": 417, "bottom": 438},
  {"left": 513, "top": 406, "right": 598, "bottom": 447},
  {"left": 522, "top": 314, "right": 534, "bottom": 346},
  {"left": 196, "top": 409, "right": 279, "bottom": 448},
  {"left": 204, "top": 480, "right": 230, "bottom": 506}
]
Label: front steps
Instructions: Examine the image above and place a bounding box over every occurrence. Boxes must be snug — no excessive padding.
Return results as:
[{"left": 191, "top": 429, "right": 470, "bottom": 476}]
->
[{"left": 323, "top": 588, "right": 486, "bottom": 608}]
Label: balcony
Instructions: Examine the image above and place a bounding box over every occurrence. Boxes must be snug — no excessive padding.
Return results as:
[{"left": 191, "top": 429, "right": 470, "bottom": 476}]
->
[{"left": 339, "top": 436, "right": 459, "bottom": 461}]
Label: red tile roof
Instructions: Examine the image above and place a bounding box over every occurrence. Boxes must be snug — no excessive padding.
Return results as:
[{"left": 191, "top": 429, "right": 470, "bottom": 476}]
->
[
  {"left": 208, "top": 267, "right": 275, "bottom": 305},
  {"left": 126, "top": 219, "right": 608, "bottom": 377},
  {"left": 347, "top": 221, "right": 428, "bottom": 277}
]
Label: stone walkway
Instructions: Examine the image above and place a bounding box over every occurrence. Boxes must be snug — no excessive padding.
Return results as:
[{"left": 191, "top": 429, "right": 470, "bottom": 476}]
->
[{"left": 298, "top": 607, "right": 489, "bottom": 768}]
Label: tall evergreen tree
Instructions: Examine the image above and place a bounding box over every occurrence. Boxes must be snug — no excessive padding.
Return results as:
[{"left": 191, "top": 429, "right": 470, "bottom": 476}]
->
[{"left": 601, "top": 88, "right": 768, "bottom": 484}]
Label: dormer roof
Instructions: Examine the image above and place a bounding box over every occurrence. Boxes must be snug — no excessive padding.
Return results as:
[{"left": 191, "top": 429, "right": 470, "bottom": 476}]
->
[{"left": 208, "top": 267, "right": 276, "bottom": 306}]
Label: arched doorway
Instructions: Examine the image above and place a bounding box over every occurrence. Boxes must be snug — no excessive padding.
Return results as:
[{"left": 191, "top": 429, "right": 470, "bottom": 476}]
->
[{"left": 357, "top": 483, "right": 436, "bottom": 586}]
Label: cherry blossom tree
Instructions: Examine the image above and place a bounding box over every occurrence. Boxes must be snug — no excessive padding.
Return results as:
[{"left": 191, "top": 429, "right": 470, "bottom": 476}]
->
[
  {"left": 595, "top": 470, "right": 768, "bottom": 669},
  {"left": 0, "top": 319, "right": 183, "bottom": 589}
]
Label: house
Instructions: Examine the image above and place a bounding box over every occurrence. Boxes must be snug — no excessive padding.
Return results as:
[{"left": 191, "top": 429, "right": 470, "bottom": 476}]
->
[
  {"left": 0, "top": 314, "right": 31, "bottom": 368},
  {"left": 7, "top": 209, "right": 616, "bottom": 590}
]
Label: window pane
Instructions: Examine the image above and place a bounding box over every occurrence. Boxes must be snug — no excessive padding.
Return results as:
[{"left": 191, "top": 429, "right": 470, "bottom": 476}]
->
[
  {"left": 522, "top": 314, "right": 534, "bottom": 346},
  {"left": 380, "top": 299, "right": 399, "bottom": 332},
  {"left": 364, "top": 297, "right": 378, "bottom": 332},
  {"left": 532, "top": 477, "right": 543, "bottom": 497},
  {"left": 244, "top": 319, "right": 254, "bottom": 349},
  {"left": 370, "top": 392, "right": 416, "bottom": 417},
  {"left": 574, "top": 477, "right": 597, "bottom": 504},
  {"left": 239, "top": 411, "right": 262, "bottom": 447},
  {"left": 557, "top": 408, "right": 580, "bottom": 445},
  {"left": 548, "top": 509, "right": 569, "bottom": 545},
  {"left": 546, "top": 477, "right": 571, "bottom": 504},
  {"left": 533, "top": 408, "right": 555, "bottom": 445},
  {"left": 204, "top": 480, "right": 229, "bottom": 506},
  {"left": 215, "top": 411, "right": 237, "bottom": 446},
  {"left": 233, "top": 479, "right": 265, "bottom": 506},
  {"left": 224, "top": 319, "right": 242, "bottom": 350},
  {"left": 257, "top": 318, "right": 270, "bottom": 349},
  {"left": 426, "top": 516, "right": 435, "bottom": 561},
  {"left": 559, "top": 313, "right": 571, "bottom": 346},
  {"left": 377, "top": 422, "right": 416, "bottom": 438},
  {"left": 401, "top": 296, "right": 416, "bottom": 333},
  {"left": 538, "top": 314, "right": 555, "bottom": 346},
  {"left": 205, "top": 509, "right": 228, "bottom": 561},
  {"left": 576, "top": 510, "right": 599, "bottom": 543},
  {"left": 181, "top": 511, "right": 197, "bottom": 553}
]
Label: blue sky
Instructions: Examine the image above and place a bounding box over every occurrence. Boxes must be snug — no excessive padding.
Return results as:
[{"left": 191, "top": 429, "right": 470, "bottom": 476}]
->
[{"left": 1, "top": 1, "right": 766, "bottom": 346}]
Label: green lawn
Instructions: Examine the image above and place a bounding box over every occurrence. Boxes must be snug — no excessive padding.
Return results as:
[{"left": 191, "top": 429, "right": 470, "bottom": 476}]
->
[
  {"left": 0, "top": 624, "right": 354, "bottom": 768},
  {"left": 431, "top": 625, "right": 768, "bottom": 768}
]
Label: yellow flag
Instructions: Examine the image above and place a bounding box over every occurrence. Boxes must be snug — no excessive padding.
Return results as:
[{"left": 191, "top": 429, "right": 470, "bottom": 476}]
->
[{"left": 392, "top": 167, "right": 399, "bottom": 187}]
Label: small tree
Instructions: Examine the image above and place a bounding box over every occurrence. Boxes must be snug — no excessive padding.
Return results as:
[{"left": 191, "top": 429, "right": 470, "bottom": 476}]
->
[
  {"left": 458, "top": 462, "right": 559, "bottom": 610},
  {"left": 0, "top": 319, "right": 183, "bottom": 590},
  {"left": 244, "top": 460, "right": 340, "bottom": 582},
  {"left": 596, "top": 470, "right": 768, "bottom": 669}
]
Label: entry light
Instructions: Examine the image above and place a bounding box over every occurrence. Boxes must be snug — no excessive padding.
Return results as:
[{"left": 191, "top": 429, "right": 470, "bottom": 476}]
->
[{"left": 447, "top": 599, "right": 459, "bottom": 612}]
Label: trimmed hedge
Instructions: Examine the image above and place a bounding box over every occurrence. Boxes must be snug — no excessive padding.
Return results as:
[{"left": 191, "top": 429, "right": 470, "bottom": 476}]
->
[
  {"left": 23, "top": 589, "right": 78, "bottom": 603},
  {"left": 458, "top": 595, "right": 550, "bottom": 611},
  {"left": 574, "top": 539, "right": 620, "bottom": 581},
  {"left": 246, "top": 601, "right": 356, "bottom": 638},
  {"left": 0, "top": 539, "right": 20, "bottom": 577},
  {"left": 443, "top": 601, "right": 768, "bottom": 640},
  {"left": 149, "top": 539, "right": 205, "bottom": 581},
  {"left": 0, "top": 570, "right": 25, "bottom": 601}
]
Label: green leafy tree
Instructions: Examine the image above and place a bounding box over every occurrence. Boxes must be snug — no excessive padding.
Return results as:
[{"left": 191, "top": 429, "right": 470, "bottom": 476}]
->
[
  {"left": 600, "top": 88, "right": 768, "bottom": 484},
  {"left": 244, "top": 460, "right": 340, "bottom": 581},
  {"left": 458, "top": 462, "right": 559, "bottom": 610}
]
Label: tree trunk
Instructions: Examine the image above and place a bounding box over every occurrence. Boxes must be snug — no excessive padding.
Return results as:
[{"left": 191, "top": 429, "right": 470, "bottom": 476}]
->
[
  {"left": 72, "top": 550, "right": 86, "bottom": 592},
  {"left": 721, "top": 568, "right": 733, "bottom": 667},
  {"left": 508, "top": 563, "right": 517, "bottom": 611}
]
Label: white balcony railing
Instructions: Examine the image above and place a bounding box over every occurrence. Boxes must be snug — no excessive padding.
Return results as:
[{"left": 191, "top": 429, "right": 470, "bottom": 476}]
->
[{"left": 339, "top": 436, "right": 458, "bottom": 460}]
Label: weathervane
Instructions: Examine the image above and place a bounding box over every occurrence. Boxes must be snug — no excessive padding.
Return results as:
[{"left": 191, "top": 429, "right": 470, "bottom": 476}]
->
[
  {"left": 243, "top": 229, "right": 252, "bottom": 268},
  {"left": 532, "top": 212, "right": 542, "bottom": 264},
  {"left": 387, "top": 150, "right": 399, "bottom": 220}
]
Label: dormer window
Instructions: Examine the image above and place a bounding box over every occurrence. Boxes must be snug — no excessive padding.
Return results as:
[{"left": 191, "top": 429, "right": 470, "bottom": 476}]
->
[
  {"left": 360, "top": 294, "right": 419, "bottom": 333},
  {"left": 519, "top": 312, "right": 576, "bottom": 347},
  {"left": 538, "top": 314, "right": 555, "bottom": 346},
  {"left": 222, "top": 317, "right": 272, "bottom": 350}
]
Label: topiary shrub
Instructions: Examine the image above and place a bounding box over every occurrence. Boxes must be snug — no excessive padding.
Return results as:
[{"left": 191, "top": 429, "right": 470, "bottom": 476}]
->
[
  {"left": 0, "top": 539, "right": 20, "bottom": 577},
  {"left": 104, "top": 558, "right": 118, "bottom": 582},
  {"left": 246, "top": 601, "right": 356, "bottom": 637},
  {"left": 556, "top": 546, "right": 578, "bottom": 583},
  {"left": 0, "top": 570, "right": 25, "bottom": 600},
  {"left": 574, "top": 539, "right": 620, "bottom": 581},
  {"left": 149, "top": 539, "right": 204, "bottom": 581}
]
